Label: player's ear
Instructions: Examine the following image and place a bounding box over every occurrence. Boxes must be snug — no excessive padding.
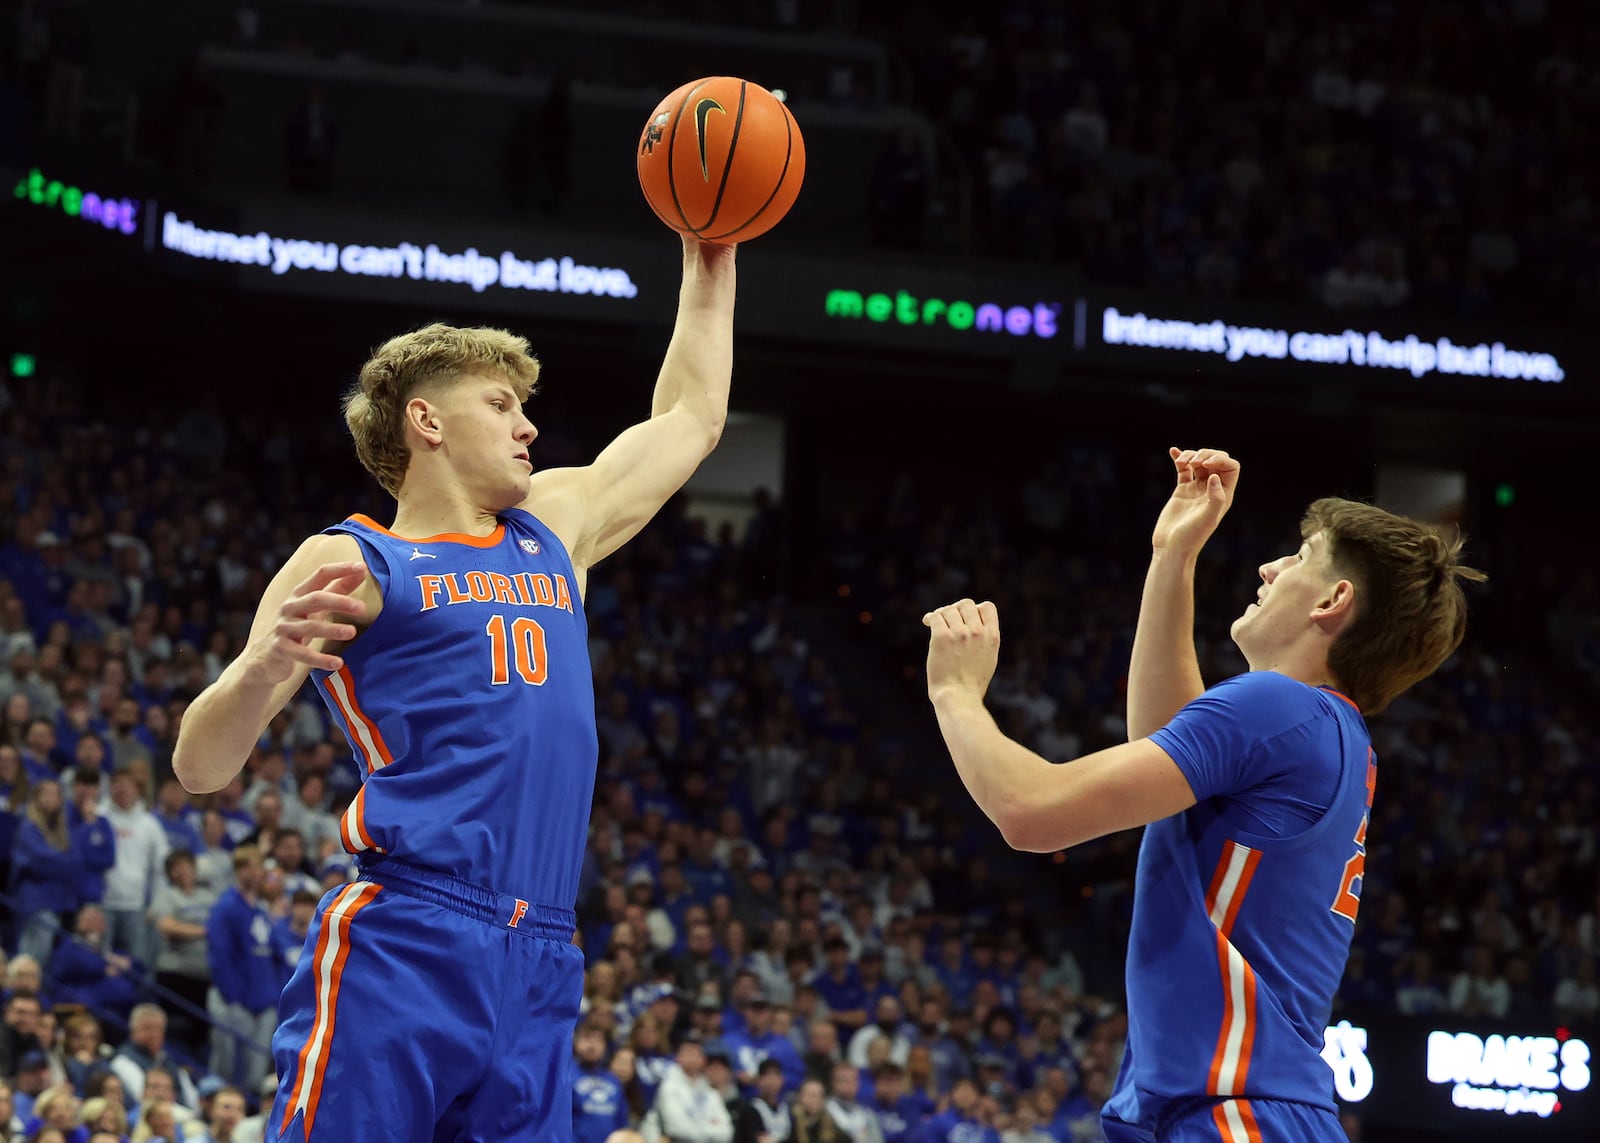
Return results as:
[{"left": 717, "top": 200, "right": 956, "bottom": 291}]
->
[
  {"left": 1312, "top": 578, "right": 1356, "bottom": 630},
  {"left": 405, "top": 395, "right": 444, "bottom": 447}
]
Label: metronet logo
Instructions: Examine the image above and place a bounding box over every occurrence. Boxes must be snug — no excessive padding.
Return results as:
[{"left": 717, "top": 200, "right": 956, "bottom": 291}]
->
[
  {"left": 824, "top": 288, "right": 1062, "bottom": 339},
  {"left": 1426, "top": 1029, "right": 1591, "bottom": 1118},
  {"left": 12, "top": 167, "right": 140, "bottom": 235}
]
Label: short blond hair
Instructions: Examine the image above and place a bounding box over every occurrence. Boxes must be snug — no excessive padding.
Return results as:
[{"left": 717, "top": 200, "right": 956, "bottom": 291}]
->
[
  {"left": 344, "top": 324, "right": 542, "bottom": 496},
  {"left": 1302, "top": 498, "right": 1487, "bottom": 714}
]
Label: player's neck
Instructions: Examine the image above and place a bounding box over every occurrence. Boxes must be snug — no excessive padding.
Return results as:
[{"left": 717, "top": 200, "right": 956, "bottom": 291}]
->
[
  {"left": 1240, "top": 629, "right": 1341, "bottom": 689},
  {"left": 390, "top": 482, "right": 502, "bottom": 540}
]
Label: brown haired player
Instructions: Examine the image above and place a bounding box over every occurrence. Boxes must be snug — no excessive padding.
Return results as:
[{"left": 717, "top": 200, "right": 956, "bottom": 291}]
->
[{"left": 923, "top": 447, "right": 1483, "bottom": 1143}]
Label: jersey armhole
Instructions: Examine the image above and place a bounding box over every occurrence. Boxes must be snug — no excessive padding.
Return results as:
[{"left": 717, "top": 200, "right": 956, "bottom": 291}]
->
[{"left": 322, "top": 523, "right": 401, "bottom": 647}]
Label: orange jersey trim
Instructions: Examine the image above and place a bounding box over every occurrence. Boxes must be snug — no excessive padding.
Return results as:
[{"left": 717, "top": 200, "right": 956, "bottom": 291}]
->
[
  {"left": 348, "top": 513, "right": 505, "bottom": 549},
  {"left": 287, "top": 882, "right": 381, "bottom": 1141}
]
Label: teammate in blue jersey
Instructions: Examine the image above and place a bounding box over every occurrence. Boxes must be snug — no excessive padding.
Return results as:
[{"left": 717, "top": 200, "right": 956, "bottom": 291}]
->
[
  {"left": 172, "top": 235, "right": 737, "bottom": 1143},
  {"left": 923, "top": 447, "right": 1484, "bottom": 1143}
]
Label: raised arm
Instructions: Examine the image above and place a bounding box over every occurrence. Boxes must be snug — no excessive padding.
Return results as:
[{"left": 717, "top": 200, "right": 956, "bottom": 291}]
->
[
  {"left": 525, "top": 237, "right": 736, "bottom": 572},
  {"left": 925, "top": 600, "right": 1197, "bottom": 852},
  {"left": 1126, "top": 447, "right": 1239, "bottom": 739},
  {"left": 173, "top": 533, "right": 375, "bottom": 794}
]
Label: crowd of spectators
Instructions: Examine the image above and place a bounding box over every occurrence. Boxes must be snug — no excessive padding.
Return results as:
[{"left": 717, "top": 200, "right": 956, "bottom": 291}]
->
[
  {"left": 0, "top": 355, "right": 1596, "bottom": 1143},
  {"left": 883, "top": 0, "right": 1600, "bottom": 322}
]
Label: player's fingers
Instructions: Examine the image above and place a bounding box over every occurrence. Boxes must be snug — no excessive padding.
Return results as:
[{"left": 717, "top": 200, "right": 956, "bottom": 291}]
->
[
  {"left": 955, "top": 599, "right": 983, "bottom": 630},
  {"left": 274, "top": 617, "right": 358, "bottom": 644},
  {"left": 280, "top": 643, "right": 345, "bottom": 673},
  {"left": 283, "top": 590, "right": 367, "bottom": 619},
  {"left": 1208, "top": 473, "right": 1225, "bottom": 501},
  {"left": 977, "top": 601, "right": 1000, "bottom": 629},
  {"left": 295, "top": 562, "right": 367, "bottom": 596}
]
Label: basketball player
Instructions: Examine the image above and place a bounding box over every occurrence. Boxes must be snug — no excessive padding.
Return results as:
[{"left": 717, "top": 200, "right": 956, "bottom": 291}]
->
[
  {"left": 172, "top": 236, "right": 737, "bottom": 1142},
  {"left": 922, "top": 447, "right": 1484, "bottom": 1143}
]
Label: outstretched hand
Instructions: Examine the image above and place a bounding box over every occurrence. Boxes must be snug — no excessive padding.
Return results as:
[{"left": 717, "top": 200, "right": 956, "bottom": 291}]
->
[{"left": 1151, "top": 447, "right": 1240, "bottom": 557}]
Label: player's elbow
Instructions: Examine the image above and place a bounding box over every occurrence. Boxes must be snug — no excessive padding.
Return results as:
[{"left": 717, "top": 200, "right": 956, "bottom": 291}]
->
[{"left": 994, "top": 804, "right": 1059, "bottom": 854}]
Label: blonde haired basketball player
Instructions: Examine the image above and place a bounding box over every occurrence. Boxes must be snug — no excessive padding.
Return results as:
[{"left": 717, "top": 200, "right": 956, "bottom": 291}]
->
[
  {"left": 923, "top": 447, "right": 1483, "bottom": 1143},
  {"left": 174, "top": 237, "right": 736, "bottom": 1142}
]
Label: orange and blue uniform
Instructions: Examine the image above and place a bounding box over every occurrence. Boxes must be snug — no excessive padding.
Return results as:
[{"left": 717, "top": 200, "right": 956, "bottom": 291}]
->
[
  {"left": 268, "top": 510, "right": 597, "bottom": 1143},
  {"left": 1103, "top": 671, "right": 1375, "bottom": 1143}
]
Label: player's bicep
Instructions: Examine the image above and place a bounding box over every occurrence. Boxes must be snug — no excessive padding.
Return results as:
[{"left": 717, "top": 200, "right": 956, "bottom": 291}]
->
[
  {"left": 554, "top": 408, "right": 718, "bottom": 568},
  {"left": 244, "top": 533, "right": 368, "bottom": 718},
  {"left": 1003, "top": 738, "right": 1197, "bottom": 852}
]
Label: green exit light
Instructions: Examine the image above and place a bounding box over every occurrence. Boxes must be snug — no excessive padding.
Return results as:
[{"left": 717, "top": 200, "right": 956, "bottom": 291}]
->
[
  {"left": 1494, "top": 483, "right": 1515, "bottom": 508},
  {"left": 8, "top": 353, "right": 35, "bottom": 379}
]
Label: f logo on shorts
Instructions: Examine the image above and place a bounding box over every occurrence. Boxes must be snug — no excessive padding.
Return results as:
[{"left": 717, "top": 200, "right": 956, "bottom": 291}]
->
[{"left": 508, "top": 899, "right": 529, "bottom": 929}]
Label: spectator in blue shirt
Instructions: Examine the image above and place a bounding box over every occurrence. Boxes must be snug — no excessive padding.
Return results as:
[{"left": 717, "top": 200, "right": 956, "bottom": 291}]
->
[
  {"left": 684, "top": 829, "right": 734, "bottom": 905},
  {"left": 46, "top": 905, "right": 141, "bottom": 1035},
  {"left": 931, "top": 937, "right": 975, "bottom": 1011},
  {"left": 571, "top": 1021, "right": 630, "bottom": 1143},
  {"left": 724, "top": 992, "right": 804, "bottom": 1096},
  {"left": 9, "top": 780, "right": 84, "bottom": 963},
  {"left": 269, "top": 889, "right": 318, "bottom": 988},
  {"left": 19, "top": 719, "right": 67, "bottom": 782},
  {"left": 204, "top": 846, "right": 277, "bottom": 1092},
  {"left": 0, "top": 744, "right": 27, "bottom": 891},
  {"left": 867, "top": 1062, "right": 921, "bottom": 1143},
  {"left": 66, "top": 770, "right": 116, "bottom": 906},
  {"left": 922, "top": 1078, "right": 999, "bottom": 1143},
  {"left": 812, "top": 938, "right": 867, "bottom": 1035},
  {"left": 151, "top": 780, "right": 202, "bottom": 856}
]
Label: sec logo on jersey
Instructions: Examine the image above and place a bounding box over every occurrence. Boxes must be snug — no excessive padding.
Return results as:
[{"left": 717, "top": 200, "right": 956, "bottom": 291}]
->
[{"left": 520, "top": 539, "right": 540, "bottom": 555}]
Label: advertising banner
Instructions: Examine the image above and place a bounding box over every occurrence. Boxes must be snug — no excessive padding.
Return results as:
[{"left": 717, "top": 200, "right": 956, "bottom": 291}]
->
[{"left": 8, "top": 161, "right": 1590, "bottom": 406}]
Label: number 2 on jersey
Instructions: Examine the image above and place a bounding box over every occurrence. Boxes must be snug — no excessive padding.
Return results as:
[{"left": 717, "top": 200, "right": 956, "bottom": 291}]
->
[
  {"left": 1331, "top": 750, "right": 1378, "bottom": 922},
  {"left": 485, "top": 614, "right": 548, "bottom": 685}
]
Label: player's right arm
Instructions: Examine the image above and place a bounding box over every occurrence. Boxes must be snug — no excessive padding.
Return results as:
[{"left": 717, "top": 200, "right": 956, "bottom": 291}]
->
[
  {"left": 173, "top": 534, "right": 373, "bottom": 794},
  {"left": 1127, "top": 447, "right": 1240, "bottom": 740}
]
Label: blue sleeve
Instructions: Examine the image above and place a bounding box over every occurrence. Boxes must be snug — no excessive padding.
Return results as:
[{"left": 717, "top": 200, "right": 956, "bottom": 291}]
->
[
  {"left": 207, "top": 895, "right": 244, "bottom": 1002},
  {"left": 12, "top": 822, "right": 80, "bottom": 877},
  {"left": 1150, "top": 672, "right": 1342, "bottom": 836},
  {"left": 48, "top": 941, "right": 102, "bottom": 986},
  {"left": 74, "top": 821, "right": 117, "bottom": 874},
  {"left": 610, "top": 1077, "right": 629, "bottom": 1132}
]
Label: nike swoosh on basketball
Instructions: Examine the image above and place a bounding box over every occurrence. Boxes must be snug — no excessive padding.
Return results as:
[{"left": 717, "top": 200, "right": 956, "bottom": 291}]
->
[{"left": 695, "top": 97, "right": 725, "bottom": 181}]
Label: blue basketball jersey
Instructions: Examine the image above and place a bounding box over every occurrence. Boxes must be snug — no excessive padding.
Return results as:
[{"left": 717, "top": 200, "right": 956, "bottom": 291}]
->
[
  {"left": 1104, "top": 671, "right": 1376, "bottom": 1137},
  {"left": 312, "top": 510, "right": 598, "bottom": 908}
]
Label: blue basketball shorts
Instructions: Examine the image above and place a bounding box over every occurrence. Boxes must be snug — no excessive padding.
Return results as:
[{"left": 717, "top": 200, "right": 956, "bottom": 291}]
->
[
  {"left": 1104, "top": 1098, "right": 1346, "bottom": 1143},
  {"left": 267, "top": 857, "right": 584, "bottom": 1143}
]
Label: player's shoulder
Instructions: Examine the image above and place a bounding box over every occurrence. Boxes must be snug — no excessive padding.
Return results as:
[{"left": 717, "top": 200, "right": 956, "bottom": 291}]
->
[
  {"left": 1192, "top": 671, "right": 1332, "bottom": 729},
  {"left": 1209, "top": 669, "right": 1328, "bottom": 702}
]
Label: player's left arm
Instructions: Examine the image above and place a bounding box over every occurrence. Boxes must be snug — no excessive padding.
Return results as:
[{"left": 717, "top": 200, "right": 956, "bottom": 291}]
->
[
  {"left": 526, "top": 237, "right": 735, "bottom": 571},
  {"left": 925, "top": 599, "right": 1197, "bottom": 853}
]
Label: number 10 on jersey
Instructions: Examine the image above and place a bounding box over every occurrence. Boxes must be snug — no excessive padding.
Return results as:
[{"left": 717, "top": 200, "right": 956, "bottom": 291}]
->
[{"left": 486, "top": 614, "right": 549, "bottom": 685}]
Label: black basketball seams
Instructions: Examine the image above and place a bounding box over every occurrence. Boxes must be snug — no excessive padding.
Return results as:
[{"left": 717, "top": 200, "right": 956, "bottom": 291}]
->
[
  {"left": 697, "top": 81, "right": 747, "bottom": 233},
  {"left": 664, "top": 80, "right": 711, "bottom": 234},
  {"left": 701, "top": 98, "right": 796, "bottom": 243}
]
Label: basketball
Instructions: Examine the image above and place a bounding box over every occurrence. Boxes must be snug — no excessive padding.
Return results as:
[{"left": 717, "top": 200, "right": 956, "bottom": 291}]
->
[{"left": 637, "top": 76, "right": 806, "bottom": 244}]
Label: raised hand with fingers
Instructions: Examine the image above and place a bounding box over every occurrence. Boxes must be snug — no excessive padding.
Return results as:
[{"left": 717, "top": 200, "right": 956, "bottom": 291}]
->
[
  {"left": 244, "top": 561, "right": 369, "bottom": 682},
  {"left": 923, "top": 597, "right": 1002, "bottom": 703},
  {"left": 1150, "top": 446, "right": 1241, "bottom": 558}
]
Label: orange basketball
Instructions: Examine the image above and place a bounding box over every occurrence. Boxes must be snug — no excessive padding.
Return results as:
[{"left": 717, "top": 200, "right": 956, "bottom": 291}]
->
[{"left": 637, "top": 76, "right": 806, "bottom": 244}]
